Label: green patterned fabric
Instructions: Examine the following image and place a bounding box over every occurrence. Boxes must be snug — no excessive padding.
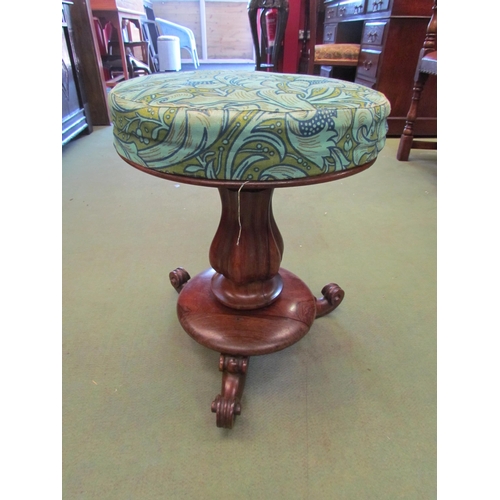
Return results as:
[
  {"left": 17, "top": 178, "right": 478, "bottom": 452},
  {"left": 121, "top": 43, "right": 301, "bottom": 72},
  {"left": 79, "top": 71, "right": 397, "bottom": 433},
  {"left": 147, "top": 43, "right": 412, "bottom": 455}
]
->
[{"left": 109, "top": 71, "right": 390, "bottom": 181}]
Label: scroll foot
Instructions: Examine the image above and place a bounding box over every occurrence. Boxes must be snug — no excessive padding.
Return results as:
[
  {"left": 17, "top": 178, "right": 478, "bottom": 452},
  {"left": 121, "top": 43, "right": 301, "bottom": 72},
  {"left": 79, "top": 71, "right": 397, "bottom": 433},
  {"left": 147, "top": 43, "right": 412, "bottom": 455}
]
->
[
  {"left": 211, "top": 354, "right": 249, "bottom": 429},
  {"left": 169, "top": 267, "right": 191, "bottom": 293},
  {"left": 315, "top": 283, "right": 345, "bottom": 318}
]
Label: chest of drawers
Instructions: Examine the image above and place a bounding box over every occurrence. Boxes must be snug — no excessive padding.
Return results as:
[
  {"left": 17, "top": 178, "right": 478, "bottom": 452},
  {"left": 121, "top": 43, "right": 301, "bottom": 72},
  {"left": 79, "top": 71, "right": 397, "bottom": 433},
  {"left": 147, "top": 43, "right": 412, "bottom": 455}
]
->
[{"left": 311, "top": 0, "right": 436, "bottom": 136}]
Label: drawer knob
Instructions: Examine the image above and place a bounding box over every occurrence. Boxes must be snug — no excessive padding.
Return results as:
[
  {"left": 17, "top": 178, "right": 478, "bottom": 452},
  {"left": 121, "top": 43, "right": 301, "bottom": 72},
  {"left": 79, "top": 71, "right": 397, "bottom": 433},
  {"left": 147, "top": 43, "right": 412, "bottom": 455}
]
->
[
  {"left": 363, "top": 60, "right": 372, "bottom": 70},
  {"left": 368, "top": 32, "right": 378, "bottom": 42}
]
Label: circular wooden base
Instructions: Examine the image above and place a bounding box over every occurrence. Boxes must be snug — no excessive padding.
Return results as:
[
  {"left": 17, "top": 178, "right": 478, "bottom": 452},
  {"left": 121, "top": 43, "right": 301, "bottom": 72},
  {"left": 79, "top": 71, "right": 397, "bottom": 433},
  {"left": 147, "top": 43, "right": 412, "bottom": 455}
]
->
[{"left": 177, "top": 268, "right": 317, "bottom": 356}]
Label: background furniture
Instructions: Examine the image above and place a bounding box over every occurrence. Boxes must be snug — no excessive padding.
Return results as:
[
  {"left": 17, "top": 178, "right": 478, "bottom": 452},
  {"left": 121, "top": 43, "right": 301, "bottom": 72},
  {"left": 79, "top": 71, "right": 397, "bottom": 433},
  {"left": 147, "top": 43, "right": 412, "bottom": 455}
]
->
[
  {"left": 62, "top": 1, "right": 92, "bottom": 145},
  {"left": 140, "top": 19, "right": 159, "bottom": 72},
  {"left": 93, "top": 17, "right": 151, "bottom": 87},
  {"left": 314, "top": 42, "right": 360, "bottom": 78},
  {"left": 63, "top": 0, "right": 110, "bottom": 126},
  {"left": 248, "top": 0, "right": 289, "bottom": 72},
  {"left": 142, "top": 1, "right": 200, "bottom": 69},
  {"left": 90, "top": 0, "right": 149, "bottom": 82},
  {"left": 305, "top": 0, "right": 436, "bottom": 137},
  {"left": 397, "top": 0, "right": 437, "bottom": 160},
  {"left": 108, "top": 71, "right": 390, "bottom": 429},
  {"left": 156, "top": 19, "right": 200, "bottom": 68}
]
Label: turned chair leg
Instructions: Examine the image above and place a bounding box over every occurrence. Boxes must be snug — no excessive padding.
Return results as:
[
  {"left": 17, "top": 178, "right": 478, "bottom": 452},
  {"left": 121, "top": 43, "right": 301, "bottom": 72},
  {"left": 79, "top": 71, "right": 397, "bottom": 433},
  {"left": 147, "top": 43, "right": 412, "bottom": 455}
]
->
[{"left": 397, "top": 72, "right": 429, "bottom": 161}]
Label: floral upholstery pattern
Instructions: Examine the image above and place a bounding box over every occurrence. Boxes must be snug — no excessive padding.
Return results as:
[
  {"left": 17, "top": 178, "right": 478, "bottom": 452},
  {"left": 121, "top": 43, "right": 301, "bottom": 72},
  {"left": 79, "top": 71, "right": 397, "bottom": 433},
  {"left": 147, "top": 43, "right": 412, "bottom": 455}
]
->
[{"left": 109, "top": 70, "right": 390, "bottom": 181}]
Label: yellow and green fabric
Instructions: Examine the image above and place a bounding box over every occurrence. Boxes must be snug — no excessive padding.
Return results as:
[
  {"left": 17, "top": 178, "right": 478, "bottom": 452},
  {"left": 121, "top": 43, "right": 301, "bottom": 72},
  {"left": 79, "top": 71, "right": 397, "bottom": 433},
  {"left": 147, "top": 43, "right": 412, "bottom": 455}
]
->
[
  {"left": 314, "top": 43, "right": 361, "bottom": 65},
  {"left": 109, "top": 70, "right": 391, "bottom": 181}
]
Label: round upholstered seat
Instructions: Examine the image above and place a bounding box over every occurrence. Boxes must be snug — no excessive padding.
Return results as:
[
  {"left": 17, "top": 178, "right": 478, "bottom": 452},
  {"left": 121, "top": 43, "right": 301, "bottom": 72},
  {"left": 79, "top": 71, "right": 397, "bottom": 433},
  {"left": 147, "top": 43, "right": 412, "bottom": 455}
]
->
[{"left": 109, "top": 70, "right": 390, "bottom": 182}]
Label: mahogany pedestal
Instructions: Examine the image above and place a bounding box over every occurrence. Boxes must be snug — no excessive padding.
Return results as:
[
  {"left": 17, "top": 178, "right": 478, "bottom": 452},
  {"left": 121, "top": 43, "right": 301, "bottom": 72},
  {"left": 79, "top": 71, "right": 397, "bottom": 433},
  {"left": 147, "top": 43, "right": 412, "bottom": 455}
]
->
[
  {"left": 119, "top": 158, "right": 375, "bottom": 429},
  {"left": 156, "top": 173, "right": 370, "bottom": 429}
]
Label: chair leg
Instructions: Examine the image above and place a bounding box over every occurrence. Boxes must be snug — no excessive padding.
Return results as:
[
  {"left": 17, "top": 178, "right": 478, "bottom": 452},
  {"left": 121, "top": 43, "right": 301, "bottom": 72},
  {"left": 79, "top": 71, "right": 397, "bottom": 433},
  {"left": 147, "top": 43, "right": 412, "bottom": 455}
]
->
[
  {"left": 183, "top": 46, "right": 198, "bottom": 68},
  {"left": 191, "top": 46, "right": 200, "bottom": 68},
  {"left": 397, "top": 71, "right": 429, "bottom": 161}
]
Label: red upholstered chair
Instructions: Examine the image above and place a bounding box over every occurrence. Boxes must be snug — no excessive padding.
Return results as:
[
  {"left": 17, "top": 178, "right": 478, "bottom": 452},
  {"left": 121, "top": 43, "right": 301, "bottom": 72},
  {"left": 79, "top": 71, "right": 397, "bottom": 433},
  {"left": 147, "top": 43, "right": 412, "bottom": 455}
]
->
[{"left": 397, "top": 0, "right": 437, "bottom": 161}]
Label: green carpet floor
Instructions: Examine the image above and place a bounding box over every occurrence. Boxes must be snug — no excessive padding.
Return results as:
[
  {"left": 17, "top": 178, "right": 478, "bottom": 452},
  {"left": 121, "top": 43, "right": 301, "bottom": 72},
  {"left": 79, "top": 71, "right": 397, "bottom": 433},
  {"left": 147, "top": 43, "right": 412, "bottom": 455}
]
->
[{"left": 62, "top": 127, "right": 436, "bottom": 499}]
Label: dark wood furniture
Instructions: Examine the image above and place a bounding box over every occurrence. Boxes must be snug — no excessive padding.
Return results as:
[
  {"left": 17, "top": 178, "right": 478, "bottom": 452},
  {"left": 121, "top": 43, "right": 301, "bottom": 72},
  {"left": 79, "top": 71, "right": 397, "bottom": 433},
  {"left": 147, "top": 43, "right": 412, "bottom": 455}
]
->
[
  {"left": 119, "top": 139, "right": 379, "bottom": 431},
  {"left": 397, "top": 0, "right": 437, "bottom": 160},
  {"left": 64, "top": 0, "right": 111, "bottom": 126},
  {"left": 118, "top": 148, "right": 381, "bottom": 431},
  {"left": 91, "top": 0, "right": 148, "bottom": 83},
  {"left": 248, "top": 0, "right": 289, "bottom": 72},
  {"left": 306, "top": 0, "right": 437, "bottom": 136},
  {"left": 62, "top": 1, "right": 92, "bottom": 145},
  {"left": 160, "top": 168, "right": 370, "bottom": 429},
  {"left": 93, "top": 16, "right": 151, "bottom": 88},
  {"left": 109, "top": 71, "right": 390, "bottom": 429}
]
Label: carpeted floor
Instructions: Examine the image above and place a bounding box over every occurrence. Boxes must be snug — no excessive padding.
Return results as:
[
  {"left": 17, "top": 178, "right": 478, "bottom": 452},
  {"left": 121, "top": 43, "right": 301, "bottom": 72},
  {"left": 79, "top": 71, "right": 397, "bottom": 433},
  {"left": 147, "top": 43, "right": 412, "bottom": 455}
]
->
[{"left": 62, "top": 127, "right": 436, "bottom": 499}]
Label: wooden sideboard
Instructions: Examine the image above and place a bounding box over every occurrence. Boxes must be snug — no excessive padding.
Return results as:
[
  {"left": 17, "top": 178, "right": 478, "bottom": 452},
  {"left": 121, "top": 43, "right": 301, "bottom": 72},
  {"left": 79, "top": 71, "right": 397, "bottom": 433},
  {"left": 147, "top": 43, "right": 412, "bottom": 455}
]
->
[{"left": 306, "top": 0, "right": 436, "bottom": 136}]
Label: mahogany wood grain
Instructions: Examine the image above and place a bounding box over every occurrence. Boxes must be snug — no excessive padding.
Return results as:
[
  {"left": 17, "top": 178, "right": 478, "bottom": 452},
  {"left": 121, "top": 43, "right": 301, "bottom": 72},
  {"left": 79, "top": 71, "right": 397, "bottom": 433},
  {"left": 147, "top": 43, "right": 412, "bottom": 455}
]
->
[
  {"left": 316, "top": 282, "right": 345, "bottom": 318},
  {"left": 209, "top": 188, "right": 284, "bottom": 309},
  {"left": 177, "top": 268, "right": 317, "bottom": 356},
  {"left": 211, "top": 355, "right": 249, "bottom": 429},
  {"left": 118, "top": 155, "right": 373, "bottom": 428},
  {"left": 120, "top": 156, "right": 375, "bottom": 190}
]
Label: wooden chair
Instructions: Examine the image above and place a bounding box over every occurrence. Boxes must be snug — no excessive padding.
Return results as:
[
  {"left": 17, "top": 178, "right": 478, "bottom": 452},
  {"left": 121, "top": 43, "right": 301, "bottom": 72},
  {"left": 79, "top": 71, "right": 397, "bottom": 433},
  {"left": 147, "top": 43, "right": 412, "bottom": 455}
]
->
[
  {"left": 93, "top": 17, "right": 151, "bottom": 87},
  {"left": 140, "top": 19, "right": 160, "bottom": 72},
  {"left": 397, "top": 0, "right": 437, "bottom": 161},
  {"left": 248, "top": 0, "right": 289, "bottom": 72}
]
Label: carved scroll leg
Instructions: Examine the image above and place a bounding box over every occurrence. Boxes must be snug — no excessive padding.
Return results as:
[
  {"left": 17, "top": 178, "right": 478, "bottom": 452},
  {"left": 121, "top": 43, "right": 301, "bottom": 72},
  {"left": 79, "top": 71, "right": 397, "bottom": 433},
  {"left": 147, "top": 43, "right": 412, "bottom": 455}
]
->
[
  {"left": 211, "top": 354, "right": 249, "bottom": 429},
  {"left": 315, "top": 283, "right": 345, "bottom": 318},
  {"left": 169, "top": 267, "right": 191, "bottom": 294}
]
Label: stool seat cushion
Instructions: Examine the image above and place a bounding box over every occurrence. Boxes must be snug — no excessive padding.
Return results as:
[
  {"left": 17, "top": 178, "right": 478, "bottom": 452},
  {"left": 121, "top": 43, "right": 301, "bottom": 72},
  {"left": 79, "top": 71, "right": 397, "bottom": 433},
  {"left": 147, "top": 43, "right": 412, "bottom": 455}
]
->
[{"left": 109, "top": 70, "right": 390, "bottom": 181}]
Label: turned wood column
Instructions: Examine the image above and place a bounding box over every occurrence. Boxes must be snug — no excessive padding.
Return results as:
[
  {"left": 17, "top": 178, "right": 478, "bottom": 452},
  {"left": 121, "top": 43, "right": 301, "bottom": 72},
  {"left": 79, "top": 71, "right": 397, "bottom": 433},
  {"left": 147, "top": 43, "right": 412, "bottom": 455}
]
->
[{"left": 209, "top": 187, "right": 284, "bottom": 310}]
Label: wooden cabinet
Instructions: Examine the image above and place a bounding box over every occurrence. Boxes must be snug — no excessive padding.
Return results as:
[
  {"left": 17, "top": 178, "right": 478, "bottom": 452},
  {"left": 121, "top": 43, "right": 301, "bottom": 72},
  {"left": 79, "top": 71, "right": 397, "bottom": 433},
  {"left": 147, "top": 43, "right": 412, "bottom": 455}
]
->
[
  {"left": 337, "top": 0, "right": 365, "bottom": 18},
  {"left": 62, "top": 1, "right": 92, "bottom": 145},
  {"left": 307, "top": 0, "right": 437, "bottom": 136}
]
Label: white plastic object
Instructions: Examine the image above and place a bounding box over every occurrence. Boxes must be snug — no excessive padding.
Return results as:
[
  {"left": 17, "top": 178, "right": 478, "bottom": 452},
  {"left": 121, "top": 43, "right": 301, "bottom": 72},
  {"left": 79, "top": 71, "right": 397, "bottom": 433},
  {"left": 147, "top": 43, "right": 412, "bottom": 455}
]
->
[{"left": 157, "top": 35, "right": 181, "bottom": 72}]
